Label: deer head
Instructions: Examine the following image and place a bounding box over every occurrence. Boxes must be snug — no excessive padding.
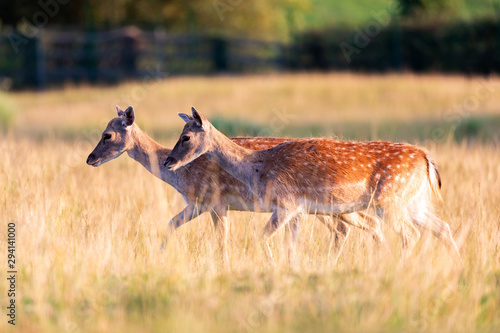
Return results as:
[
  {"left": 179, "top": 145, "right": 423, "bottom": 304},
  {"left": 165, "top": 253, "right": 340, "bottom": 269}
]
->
[
  {"left": 164, "top": 107, "right": 213, "bottom": 171},
  {"left": 86, "top": 105, "right": 136, "bottom": 167}
]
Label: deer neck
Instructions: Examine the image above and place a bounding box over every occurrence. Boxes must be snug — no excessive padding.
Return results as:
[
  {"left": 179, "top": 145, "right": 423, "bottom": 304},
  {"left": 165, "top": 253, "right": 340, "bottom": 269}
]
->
[
  {"left": 126, "top": 125, "right": 172, "bottom": 181},
  {"left": 207, "top": 125, "right": 259, "bottom": 185}
]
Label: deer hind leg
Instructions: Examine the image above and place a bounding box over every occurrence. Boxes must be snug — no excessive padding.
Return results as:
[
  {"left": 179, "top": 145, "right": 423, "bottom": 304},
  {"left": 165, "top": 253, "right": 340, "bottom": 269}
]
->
[
  {"left": 343, "top": 212, "right": 386, "bottom": 244},
  {"left": 408, "top": 193, "right": 462, "bottom": 263},
  {"left": 338, "top": 212, "right": 391, "bottom": 260},
  {"left": 425, "top": 214, "right": 461, "bottom": 264},
  {"left": 377, "top": 205, "right": 420, "bottom": 259},
  {"left": 408, "top": 205, "right": 461, "bottom": 263},
  {"left": 210, "top": 209, "right": 229, "bottom": 266},
  {"left": 316, "top": 215, "right": 350, "bottom": 263},
  {"left": 333, "top": 212, "right": 386, "bottom": 244}
]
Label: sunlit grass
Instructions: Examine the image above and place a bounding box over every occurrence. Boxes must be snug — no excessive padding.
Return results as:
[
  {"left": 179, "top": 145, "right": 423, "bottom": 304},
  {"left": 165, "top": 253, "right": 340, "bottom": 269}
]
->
[
  {"left": 0, "top": 137, "right": 498, "bottom": 332},
  {"left": 6, "top": 73, "right": 500, "bottom": 139},
  {"left": 0, "top": 74, "right": 499, "bottom": 332}
]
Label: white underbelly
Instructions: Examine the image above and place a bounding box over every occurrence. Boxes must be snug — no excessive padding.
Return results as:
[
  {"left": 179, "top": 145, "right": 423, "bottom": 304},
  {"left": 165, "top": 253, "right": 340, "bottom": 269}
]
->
[{"left": 301, "top": 200, "right": 369, "bottom": 214}]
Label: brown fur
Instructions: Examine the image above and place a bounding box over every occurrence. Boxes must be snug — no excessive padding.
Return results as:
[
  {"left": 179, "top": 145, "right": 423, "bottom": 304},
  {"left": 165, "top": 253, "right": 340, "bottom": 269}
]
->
[
  {"left": 165, "top": 107, "right": 461, "bottom": 262},
  {"left": 87, "top": 106, "right": 384, "bottom": 262}
]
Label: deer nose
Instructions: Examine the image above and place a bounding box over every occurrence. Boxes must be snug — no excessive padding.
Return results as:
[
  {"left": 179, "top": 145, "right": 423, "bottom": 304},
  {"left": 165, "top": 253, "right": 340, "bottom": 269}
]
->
[
  {"left": 164, "top": 156, "right": 176, "bottom": 168},
  {"left": 86, "top": 154, "right": 95, "bottom": 165}
]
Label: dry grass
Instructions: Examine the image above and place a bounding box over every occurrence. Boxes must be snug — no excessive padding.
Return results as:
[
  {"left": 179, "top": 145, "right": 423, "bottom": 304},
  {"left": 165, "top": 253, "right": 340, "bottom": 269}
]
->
[
  {"left": 0, "top": 73, "right": 499, "bottom": 333},
  {"left": 6, "top": 72, "right": 500, "bottom": 136}
]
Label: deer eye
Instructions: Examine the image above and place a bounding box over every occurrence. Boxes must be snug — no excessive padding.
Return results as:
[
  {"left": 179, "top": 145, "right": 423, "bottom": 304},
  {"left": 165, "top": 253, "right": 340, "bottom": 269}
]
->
[
  {"left": 181, "top": 135, "right": 190, "bottom": 143},
  {"left": 103, "top": 133, "right": 112, "bottom": 144}
]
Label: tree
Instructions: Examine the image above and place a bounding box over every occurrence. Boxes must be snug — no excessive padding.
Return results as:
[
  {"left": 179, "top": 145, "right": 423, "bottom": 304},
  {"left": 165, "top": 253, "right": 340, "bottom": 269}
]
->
[{"left": 0, "top": 0, "right": 311, "bottom": 41}]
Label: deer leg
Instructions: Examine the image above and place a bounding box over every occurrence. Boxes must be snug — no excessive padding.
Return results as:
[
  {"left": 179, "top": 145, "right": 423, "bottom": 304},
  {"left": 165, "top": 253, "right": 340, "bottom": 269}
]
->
[
  {"left": 261, "top": 211, "right": 278, "bottom": 261},
  {"left": 428, "top": 215, "right": 461, "bottom": 263},
  {"left": 411, "top": 211, "right": 462, "bottom": 264},
  {"left": 333, "top": 212, "right": 385, "bottom": 243},
  {"left": 350, "top": 212, "right": 386, "bottom": 244},
  {"left": 401, "top": 221, "right": 421, "bottom": 260},
  {"left": 161, "top": 204, "right": 201, "bottom": 250},
  {"left": 262, "top": 208, "right": 301, "bottom": 261},
  {"left": 284, "top": 214, "right": 300, "bottom": 263},
  {"left": 378, "top": 206, "right": 420, "bottom": 259},
  {"left": 210, "top": 210, "right": 229, "bottom": 265},
  {"left": 318, "top": 212, "right": 387, "bottom": 264},
  {"left": 316, "top": 215, "right": 351, "bottom": 263}
]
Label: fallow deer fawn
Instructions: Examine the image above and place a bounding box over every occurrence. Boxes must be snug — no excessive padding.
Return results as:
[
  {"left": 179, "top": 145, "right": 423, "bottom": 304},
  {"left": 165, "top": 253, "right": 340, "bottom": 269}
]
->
[
  {"left": 87, "top": 106, "right": 384, "bottom": 262},
  {"left": 165, "top": 107, "right": 461, "bottom": 261}
]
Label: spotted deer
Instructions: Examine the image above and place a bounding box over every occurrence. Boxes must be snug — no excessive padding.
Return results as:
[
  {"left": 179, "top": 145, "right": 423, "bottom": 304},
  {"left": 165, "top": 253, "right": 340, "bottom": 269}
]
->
[
  {"left": 87, "top": 106, "right": 384, "bottom": 262},
  {"left": 164, "top": 107, "right": 461, "bottom": 261}
]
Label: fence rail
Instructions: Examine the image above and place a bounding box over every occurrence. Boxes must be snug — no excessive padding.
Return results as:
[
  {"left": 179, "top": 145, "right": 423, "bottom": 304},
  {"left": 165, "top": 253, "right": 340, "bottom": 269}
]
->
[
  {"left": 1, "top": 19, "right": 499, "bottom": 89},
  {"left": 0, "top": 27, "right": 285, "bottom": 89}
]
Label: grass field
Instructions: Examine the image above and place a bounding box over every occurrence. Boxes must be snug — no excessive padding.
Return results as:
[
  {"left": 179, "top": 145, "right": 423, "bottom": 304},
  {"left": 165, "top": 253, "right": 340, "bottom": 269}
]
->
[{"left": 1, "top": 73, "right": 500, "bottom": 332}]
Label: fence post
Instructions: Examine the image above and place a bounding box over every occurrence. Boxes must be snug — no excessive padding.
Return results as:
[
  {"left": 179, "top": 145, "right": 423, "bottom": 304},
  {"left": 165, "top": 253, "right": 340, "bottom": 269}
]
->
[
  {"left": 84, "top": 3, "right": 98, "bottom": 82},
  {"left": 22, "top": 33, "right": 45, "bottom": 89},
  {"left": 84, "top": 30, "right": 98, "bottom": 82},
  {"left": 391, "top": 21, "right": 402, "bottom": 71},
  {"left": 154, "top": 27, "right": 167, "bottom": 76},
  {"left": 36, "top": 29, "right": 46, "bottom": 89},
  {"left": 495, "top": 3, "right": 500, "bottom": 73},
  {"left": 211, "top": 37, "right": 228, "bottom": 72}
]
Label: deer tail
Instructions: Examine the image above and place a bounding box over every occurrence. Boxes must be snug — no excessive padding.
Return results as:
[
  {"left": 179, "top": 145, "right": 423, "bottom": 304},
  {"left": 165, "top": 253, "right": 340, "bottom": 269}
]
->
[{"left": 426, "top": 155, "right": 443, "bottom": 202}]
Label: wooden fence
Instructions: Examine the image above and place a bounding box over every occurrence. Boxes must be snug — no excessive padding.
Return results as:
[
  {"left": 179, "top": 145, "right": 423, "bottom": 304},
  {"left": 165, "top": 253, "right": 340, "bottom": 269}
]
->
[
  {"left": 2, "top": 19, "right": 499, "bottom": 89},
  {"left": 0, "top": 27, "right": 285, "bottom": 89}
]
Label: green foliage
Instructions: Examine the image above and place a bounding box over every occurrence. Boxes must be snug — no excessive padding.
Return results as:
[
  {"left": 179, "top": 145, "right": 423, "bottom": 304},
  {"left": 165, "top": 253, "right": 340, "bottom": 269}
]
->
[
  {"left": 286, "top": 0, "right": 500, "bottom": 30},
  {"left": 0, "top": 0, "right": 311, "bottom": 40},
  {"left": 398, "top": 0, "right": 460, "bottom": 19},
  {"left": 301, "top": 0, "right": 394, "bottom": 28},
  {"left": 2, "top": 0, "right": 500, "bottom": 40}
]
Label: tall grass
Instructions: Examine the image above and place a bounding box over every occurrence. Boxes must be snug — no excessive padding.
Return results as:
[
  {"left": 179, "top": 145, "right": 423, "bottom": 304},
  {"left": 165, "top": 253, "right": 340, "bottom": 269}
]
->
[
  {"left": 1, "top": 138, "right": 499, "bottom": 333},
  {"left": 0, "top": 74, "right": 499, "bottom": 332},
  {"left": 6, "top": 73, "right": 500, "bottom": 138}
]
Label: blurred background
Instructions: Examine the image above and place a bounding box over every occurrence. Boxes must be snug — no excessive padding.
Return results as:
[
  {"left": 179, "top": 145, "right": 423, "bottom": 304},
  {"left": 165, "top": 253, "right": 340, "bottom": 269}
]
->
[
  {"left": 1, "top": 0, "right": 500, "bottom": 143},
  {"left": 1, "top": 0, "right": 500, "bottom": 89}
]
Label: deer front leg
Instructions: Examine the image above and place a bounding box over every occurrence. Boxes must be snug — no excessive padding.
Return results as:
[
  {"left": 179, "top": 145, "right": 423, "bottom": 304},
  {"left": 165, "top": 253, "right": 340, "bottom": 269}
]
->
[
  {"left": 284, "top": 214, "right": 300, "bottom": 264},
  {"left": 210, "top": 210, "right": 229, "bottom": 266},
  {"left": 262, "top": 207, "right": 301, "bottom": 262},
  {"left": 161, "top": 204, "right": 201, "bottom": 250}
]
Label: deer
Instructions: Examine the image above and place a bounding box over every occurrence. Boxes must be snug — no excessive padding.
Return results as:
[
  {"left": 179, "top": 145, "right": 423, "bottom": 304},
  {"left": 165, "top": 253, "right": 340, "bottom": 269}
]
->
[
  {"left": 164, "top": 107, "right": 462, "bottom": 262},
  {"left": 86, "top": 106, "right": 385, "bottom": 262}
]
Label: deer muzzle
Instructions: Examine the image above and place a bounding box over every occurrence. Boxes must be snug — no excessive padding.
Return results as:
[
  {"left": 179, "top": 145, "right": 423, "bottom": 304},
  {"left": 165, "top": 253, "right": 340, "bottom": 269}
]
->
[
  {"left": 86, "top": 153, "right": 100, "bottom": 166},
  {"left": 164, "top": 156, "right": 177, "bottom": 170}
]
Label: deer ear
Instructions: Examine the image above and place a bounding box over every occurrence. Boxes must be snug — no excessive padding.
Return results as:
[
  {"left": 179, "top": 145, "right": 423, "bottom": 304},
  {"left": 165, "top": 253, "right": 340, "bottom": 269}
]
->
[
  {"left": 123, "top": 106, "right": 135, "bottom": 127},
  {"left": 178, "top": 113, "right": 192, "bottom": 123},
  {"left": 191, "top": 106, "right": 205, "bottom": 127},
  {"left": 116, "top": 105, "right": 125, "bottom": 117}
]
